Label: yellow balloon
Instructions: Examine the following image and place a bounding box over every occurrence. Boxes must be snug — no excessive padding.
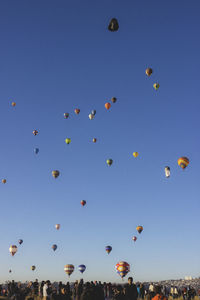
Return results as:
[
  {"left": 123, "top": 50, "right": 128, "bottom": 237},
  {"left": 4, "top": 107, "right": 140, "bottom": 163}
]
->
[
  {"left": 133, "top": 152, "right": 139, "bottom": 158},
  {"left": 65, "top": 138, "right": 71, "bottom": 144}
]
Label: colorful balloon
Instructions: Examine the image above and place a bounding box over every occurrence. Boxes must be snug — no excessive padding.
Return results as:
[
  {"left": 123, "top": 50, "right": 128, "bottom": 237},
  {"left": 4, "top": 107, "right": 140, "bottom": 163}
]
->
[
  {"left": 74, "top": 109, "right": 80, "bottom": 115},
  {"left": 132, "top": 236, "right": 137, "bottom": 242},
  {"left": 81, "top": 200, "right": 86, "bottom": 207},
  {"left": 108, "top": 18, "right": 119, "bottom": 32},
  {"left": 11, "top": 102, "right": 16, "bottom": 107},
  {"left": 106, "top": 159, "right": 113, "bottom": 166},
  {"left": 33, "top": 130, "right": 38, "bottom": 136},
  {"left": 105, "top": 103, "right": 111, "bottom": 110},
  {"left": 165, "top": 166, "right": 170, "bottom": 178},
  {"left": 18, "top": 239, "right": 23, "bottom": 245},
  {"left": 145, "top": 68, "right": 153, "bottom": 76},
  {"left": 55, "top": 224, "right": 60, "bottom": 230},
  {"left": 93, "top": 138, "right": 97, "bottom": 143},
  {"left": 65, "top": 138, "right": 71, "bottom": 144},
  {"left": 153, "top": 83, "right": 160, "bottom": 90},
  {"left": 178, "top": 157, "right": 189, "bottom": 169},
  {"left": 111, "top": 97, "right": 117, "bottom": 103},
  {"left": 52, "top": 244, "right": 57, "bottom": 251},
  {"left": 64, "top": 113, "right": 69, "bottom": 119},
  {"left": 78, "top": 265, "right": 86, "bottom": 273},
  {"left": 91, "top": 110, "right": 96, "bottom": 115},
  {"left": 136, "top": 226, "right": 143, "bottom": 234},
  {"left": 34, "top": 148, "right": 39, "bottom": 154},
  {"left": 2, "top": 179, "right": 6, "bottom": 184},
  {"left": 64, "top": 264, "right": 74, "bottom": 277},
  {"left": 9, "top": 245, "right": 17, "bottom": 256},
  {"left": 31, "top": 265, "right": 36, "bottom": 271},
  {"left": 89, "top": 113, "right": 95, "bottom": 120},
  {"left": 115, "top": 261, "right": 130, "bottom": 279},
  {"left": 105, "top": 246, "right": 112, "bottom": 254},
  {"left": 133, "top": 152, "right": 139, "bottom": 158},
  {"left": 52, "top": 170, "right": 60, "bottom": 178}
]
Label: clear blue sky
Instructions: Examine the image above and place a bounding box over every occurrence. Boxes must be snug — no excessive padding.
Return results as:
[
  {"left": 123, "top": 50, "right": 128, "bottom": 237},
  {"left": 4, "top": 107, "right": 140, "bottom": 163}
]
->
[{"left": 0, "top": 0, "right": 200, "bottom": 283}]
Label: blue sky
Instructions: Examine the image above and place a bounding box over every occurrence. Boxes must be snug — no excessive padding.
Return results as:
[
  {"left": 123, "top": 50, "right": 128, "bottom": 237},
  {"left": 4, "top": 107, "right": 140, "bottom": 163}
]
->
[{"left": 0, "top": 0, "right": 200, "bottom": 283}]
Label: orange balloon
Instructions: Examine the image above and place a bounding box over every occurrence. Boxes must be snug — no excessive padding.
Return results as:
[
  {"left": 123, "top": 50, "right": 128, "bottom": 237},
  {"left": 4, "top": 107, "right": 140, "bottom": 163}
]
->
[{"left": 105, "top": 103, "right": 111, "bottom": 110}]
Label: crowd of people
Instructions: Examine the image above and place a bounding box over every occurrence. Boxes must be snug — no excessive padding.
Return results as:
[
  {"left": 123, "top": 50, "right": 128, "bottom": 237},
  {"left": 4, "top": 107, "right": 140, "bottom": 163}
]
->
[{"left": 0, "top": 277, "right": 199, "bottom": 300}]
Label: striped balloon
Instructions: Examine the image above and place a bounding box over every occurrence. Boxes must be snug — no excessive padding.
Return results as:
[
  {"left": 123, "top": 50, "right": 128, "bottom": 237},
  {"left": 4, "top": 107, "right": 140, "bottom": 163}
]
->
[
  {"left": 178, "top": 157, "right": 189, "bottom": 169},
  {"left": 105, "top": 246, "right": 112, "bottom": 254},
  {"left": 64, "top": 264, "right": 74, "bottom": 277},
  {"left": 115, "top": 261, "right": 130, "bottom": 279},
  {"left": 78, "top": 264, "right": 86, "bottom": 273},
  {"left": 9, "top": 245, "right": 17, "bottom": 256}
]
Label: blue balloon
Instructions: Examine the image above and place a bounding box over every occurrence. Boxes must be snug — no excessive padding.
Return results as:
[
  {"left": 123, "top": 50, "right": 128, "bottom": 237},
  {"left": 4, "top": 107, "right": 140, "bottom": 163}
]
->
[
  {"left": 78, "top": 264, "right": 86, "bottom": 273},
  {"left": 34, "top": 148, "right": 39, "bottom": 154},
  {"left": 52, "top": 244, "right": 57, "bottom": 251}
]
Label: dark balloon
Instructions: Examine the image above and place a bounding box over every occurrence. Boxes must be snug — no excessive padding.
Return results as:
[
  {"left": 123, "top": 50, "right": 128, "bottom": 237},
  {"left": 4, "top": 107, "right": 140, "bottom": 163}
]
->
[
  {"left": 111, "top": 97, "right": 117, "bottom": 103},
  {"left": 18, "top": 239, "right": 23, "bottom": 245},
  {"left": 91, "top": 110, "right": 96, "bottom": 116},
  {"left": 105, "top": 245, "right": 112, "bottom": 254},
  {"left": 34, "top": 148, "right": 39, "bottom": 154},
  {"left": 108, "top": 18, "right": 119, "bottom": 32},
  {"left": 52, "top": 244, "right": 57, "bottom": 251}
]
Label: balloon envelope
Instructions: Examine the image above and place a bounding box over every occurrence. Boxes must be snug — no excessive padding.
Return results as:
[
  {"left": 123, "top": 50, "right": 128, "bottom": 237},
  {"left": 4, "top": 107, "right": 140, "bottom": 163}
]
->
[
  {"left": 31, "top": 266, "right": 36, "bottom": 271},
  {"left": 18, "top": 239, "right": 23, "bottom": 245},
  {"left": 52, "top": 244, "right": 57, "bottom": 251},
  {"left": 153, "top": 83, "right": 160, "bottom": 90},
  {"left": 2, "top": 179, "right": 6, "bottom": 184},
  {"left": 108, "top": 18, "right": 119, "bottom": 32},
  {"left": 136, "top": 226, "right": 143, "bottom": 234},
  {"left": 64, "top": 264, "right": 74, "bottom": 277},
  {"left": 81, "top": 200, "right": 86, "bottom": 206},
  {"left": 106, "top": 159, "right": 113, "bottom": 166},
  {"left": 34, "top": 148, "right": 39, "bottom": 154},
  {"left": 132, "top": 236, "right": 137, "bottom": 242},
  {"left": 78, "top": 265, "right": 86, "bottom": 273},
  {"left": 115, "top": 261, "right": 130, "bottom": 278},
  {"left": 105, "top": 246, "right": 112, "bottom": 254},
  {"left": 89, "top": 114, "right": 95, "bottom": 120},
  {"left": 33, "top": 130, "right": 38, "bottom": 136},
  {"left": 105, "top": 103, "right": 111, "bottom": 110},
  {"left": 178, "top": 157, "right": 189, "bottom": 169},
  {"left": 133, "top": 152, "right": 139, "bottom": 158},
  {"left": 74, "top": 109, "right": 80, "bottom": 114},
  {"left": 65, "top": 138, "right": 71, "bottom": 144},
  {"left": 9, "top": 245, "right": 17, "bottom": 256},
  {"left": 52, "top": 170, "right": 60, "bottom": 178},
  {"left": 64, "top": 113, "right": 69, "bottom": 119},
  {"left": 145, "top": 68, "right": 153, "bottom": 76},
  {"left": 55, "top": 224, "right": 60, "bottom": 230},
  {"left": 165, "top": 166, "right": 170, "bottom": 177}
]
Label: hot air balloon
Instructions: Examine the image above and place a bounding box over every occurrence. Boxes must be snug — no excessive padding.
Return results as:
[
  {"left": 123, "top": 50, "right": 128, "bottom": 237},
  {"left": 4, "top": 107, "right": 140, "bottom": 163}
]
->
[
  {"left": 11, "top": 102, "right": 16, "bottom": 107},
  {"left": 105, "top": 103, "right": 111, "bottom": 110},
  {"left": 89, "top": 114, "right": 95, "bottom": 120},
  {"left": 34, "top": 148, "right": 39, "bottom": 154},
  {"left": 9, "top": 269, "right": 12, "bottom": 273},
  {"left": 18, "top": 239, "right": 23, "bottom": 245},
  {"left": 33, "top": 130, "right": 38, "bottom": 136},
  {"left": 111, "top": 97, "right": 117, "bottom": 103},
  {"left": 78, "top": 265, "right": 86, "bottom": 273},
  {"left": 52, "top": 244, "right": 57, "bottom": 251},
  {"left": 153, "top": 83, "right": 160, "bottom": 90},
  {"left": 106, "top": 159, "right": 113, "bottom": 166},
  {"left": 52, "top": 170, "right": 60, "bottom": 178},
  {"left": 64, "top": 264, "right": 74, "bottom": 277},
  {"left": 2, "top": 179, "right": 6, "bottom": 184},
  {"left": 65, "top": 138, "right": 71, "bottom": 144},
  {"left": 91, "top": 110, "right": 96, "bottom": 115},
  {"left": 81, "top": 200, "right": 86, "bottom": 207},
  {"left": 31, "top": 265, "right": 36, "bottom": 271},
  {"left": 132, "top": 236, "right": 137, "bottom": 242},
  {"left": 55, "top": 224, "right": 60, "bottom": 230},
  {"left": 145, "top": 68, "right": 153, "bottom": 76},
  {"left": 108, "top": 18, "right": 119, "bottom": 32},
  {"left": 115, "top": 261, "right": 130, "bottom": 279},
  {"left": 93, "top": 138, "right": 97, "bottom": 143},
  {"left": 105, "top": 246, "right": 112, "bottom": 254},
  {"left": 136, "top": 226, "right": 143, "bottom": 234},
  {"left": 178, "top": 157, "right": 189, "bottom": 169},
  {"left": 64, "top": 113, "right": 69, "bottom": 119},
  {"left": 133, "top": 152, "right": 139, "bottom": 158},
  {"left": 74, "top": 109, "right": 80, "bottom": 115},
  {"left": 165, "top": 166, "right": 170, "bottom": 178},
  {"left": 9, "top": 245, "right": 17, "bottom": 256}
]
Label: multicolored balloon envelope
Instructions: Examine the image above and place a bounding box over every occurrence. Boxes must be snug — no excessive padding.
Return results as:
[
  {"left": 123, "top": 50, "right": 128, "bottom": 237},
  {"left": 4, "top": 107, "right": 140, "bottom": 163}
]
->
[
  {"left": 81, "top": 200, "right": 86, "bottom": 206},
  {"left": 91, "top": 110, "right": 96, "bottom": 115},
  {"left": 115, "top": 261, "right": 130, "bottom": 278},
  {"left": 132, "top": 236, "right": 137, "bottom": 242},
  {"left": 178, "top": 157, "right": 189, "bottom": 169},
  {"left": 153, "top": 83, "right": 160, "bottom": 90},
  {"left": 64, "top": 113, "right": 69, "bottom": 119},
  {"left": 145, "top": 68, "right": 153, "bottom": 76},
  {"left": 52, "top": 244, "right": 57, "bottom": 251},
  {"left": 64, "top": 264, "right": 74, "bottom": 277},
  {"left": 74, "top": 109, "right": 80, "bottom": 115},
  {"left": 52, "top": 170, "right": 60, "bottom": 178},
  {"left": 11, "top": 102, "right": 16, "bottom": 107},
  {"left": 18, "top": 239, "right": 23, "bottom": 245},
  {"left": 105, "top": 103, "right": 111, "bottom": 110},
  {"left": 33, "top": 130, "right": 38, "bottom": 136},
  {"left": 136, "top": 226, "right": 143, "bottom": 234},
  {"left": 78, "top": 264, "right": 86, "bottom": 273},
  {"left": 105, "top": 245, "right": 112, "bottom": 254},
  {"left": 65, "top": 138, "right": 71, "bottom": 144},
  {"left": 93, "top": 138, "right": 97, "bottom": 143},
  {"left": 9, "top": 245, "right": 17, "bottom": 256},
  {"left": 89, "top": 113, "right": 95, "bottom": 120},
  {"left": 106, "top": 159, "right": 113, "bottom": 166},
  {"left": 31, "top": 265, "right": 36, "bottom": 271},
  {"left": 133, "top": 152, "right": 139, "bottom": 158}
]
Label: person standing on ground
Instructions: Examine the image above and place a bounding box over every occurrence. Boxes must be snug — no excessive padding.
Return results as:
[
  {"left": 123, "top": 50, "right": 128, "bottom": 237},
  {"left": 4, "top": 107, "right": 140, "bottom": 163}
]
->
[{"left": 124, "top": 277, "right": 138, "bottom": 300}]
